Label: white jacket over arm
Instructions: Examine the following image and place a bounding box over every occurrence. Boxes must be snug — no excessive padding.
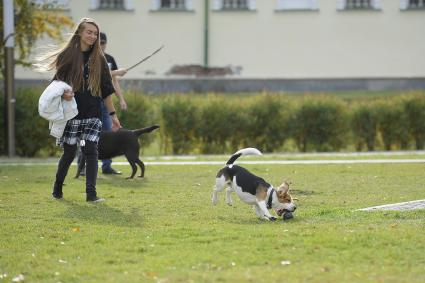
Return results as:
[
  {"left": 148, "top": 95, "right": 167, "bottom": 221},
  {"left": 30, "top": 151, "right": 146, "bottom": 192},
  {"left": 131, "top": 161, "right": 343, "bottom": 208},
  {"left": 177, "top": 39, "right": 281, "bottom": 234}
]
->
[{"left": 38, "top": 80, "right": 78, "bottom": 138}]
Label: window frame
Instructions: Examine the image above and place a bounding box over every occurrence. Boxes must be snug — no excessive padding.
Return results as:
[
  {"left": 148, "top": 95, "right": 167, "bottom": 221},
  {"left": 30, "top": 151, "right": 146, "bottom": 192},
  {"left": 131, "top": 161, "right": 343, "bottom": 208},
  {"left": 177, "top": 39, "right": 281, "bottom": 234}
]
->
[
  {"left": 337, "top": 0, "right": 381, "bottom": 11},
  {"left": 212, "top": 0, "right": 257, "bottom": 11},
  {"left": 150, "top": 0, "right": 194, "bottom": 12},
  {"left": 32, "top": 0, "right": 70, "bottom": 10},
  {"left": 275, "top": 0, "right": 318, "bottom": 11},
  {"left": 90, "top": 0, "right": 134, "bottom": 11},
  {"left": 400, "top": 0, "right": 425, "bottom": 10}
]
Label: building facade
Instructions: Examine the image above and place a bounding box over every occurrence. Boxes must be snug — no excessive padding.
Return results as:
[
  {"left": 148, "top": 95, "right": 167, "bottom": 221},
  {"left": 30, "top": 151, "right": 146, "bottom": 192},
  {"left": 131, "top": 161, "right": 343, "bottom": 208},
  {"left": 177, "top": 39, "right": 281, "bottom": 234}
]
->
[{"left": 16, "top": 0, "right": 425, "bottom": 92}]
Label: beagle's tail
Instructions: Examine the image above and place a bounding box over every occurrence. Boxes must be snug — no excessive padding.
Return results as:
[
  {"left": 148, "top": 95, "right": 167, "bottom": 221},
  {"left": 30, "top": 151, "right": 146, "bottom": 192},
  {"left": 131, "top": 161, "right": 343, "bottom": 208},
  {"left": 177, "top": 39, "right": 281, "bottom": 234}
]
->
[{"left": 226, "top": 147, "right": 262, "bottom": 165}]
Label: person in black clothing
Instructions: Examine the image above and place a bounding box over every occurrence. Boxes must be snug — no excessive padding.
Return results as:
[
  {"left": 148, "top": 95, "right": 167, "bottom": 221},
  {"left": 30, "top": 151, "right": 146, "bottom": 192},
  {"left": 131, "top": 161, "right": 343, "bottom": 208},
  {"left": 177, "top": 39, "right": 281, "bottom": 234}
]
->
[
  {"left": 99, "top": 32, "right": 128, "bottom": 174},
  {"left": 36, "top": 18, "right": 121, "bottom": 202}
]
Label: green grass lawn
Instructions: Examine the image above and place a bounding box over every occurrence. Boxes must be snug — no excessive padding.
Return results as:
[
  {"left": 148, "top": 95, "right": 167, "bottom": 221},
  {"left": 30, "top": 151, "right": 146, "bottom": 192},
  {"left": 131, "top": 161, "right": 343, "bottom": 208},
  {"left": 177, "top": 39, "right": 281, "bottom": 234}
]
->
[{"left": 0, "top": 157, "right": 424, "bottom": 282}]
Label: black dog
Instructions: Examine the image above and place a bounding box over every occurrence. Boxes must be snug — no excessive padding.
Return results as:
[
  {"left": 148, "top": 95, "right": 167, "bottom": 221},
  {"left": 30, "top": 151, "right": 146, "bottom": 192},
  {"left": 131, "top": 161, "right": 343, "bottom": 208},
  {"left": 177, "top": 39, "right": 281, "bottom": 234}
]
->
[{"left": 76, "top": 125, "right": 160, "bottom": 179}]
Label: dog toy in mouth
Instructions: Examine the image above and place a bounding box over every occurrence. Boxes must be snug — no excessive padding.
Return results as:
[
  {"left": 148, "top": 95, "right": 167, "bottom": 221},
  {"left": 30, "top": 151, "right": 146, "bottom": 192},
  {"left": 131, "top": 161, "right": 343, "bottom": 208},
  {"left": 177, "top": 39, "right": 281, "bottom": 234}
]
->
[{"left": 282, "top": 211, "right": 294, "bottom": 221}]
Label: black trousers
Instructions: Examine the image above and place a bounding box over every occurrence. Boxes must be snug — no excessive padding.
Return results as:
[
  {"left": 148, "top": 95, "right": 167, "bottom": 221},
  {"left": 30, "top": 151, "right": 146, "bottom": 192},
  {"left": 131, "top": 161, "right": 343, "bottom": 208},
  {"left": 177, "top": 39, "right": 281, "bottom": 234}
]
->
[{"left": 53, "top": 141, "right": 98, "bottom": 198}]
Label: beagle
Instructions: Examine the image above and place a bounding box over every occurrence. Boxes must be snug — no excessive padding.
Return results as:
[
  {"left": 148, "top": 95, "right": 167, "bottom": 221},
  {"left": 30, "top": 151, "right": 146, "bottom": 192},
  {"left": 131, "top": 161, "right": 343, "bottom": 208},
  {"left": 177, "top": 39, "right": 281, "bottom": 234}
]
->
[{"left": 212, "top": 148, "right": 296, "bottom": 221}]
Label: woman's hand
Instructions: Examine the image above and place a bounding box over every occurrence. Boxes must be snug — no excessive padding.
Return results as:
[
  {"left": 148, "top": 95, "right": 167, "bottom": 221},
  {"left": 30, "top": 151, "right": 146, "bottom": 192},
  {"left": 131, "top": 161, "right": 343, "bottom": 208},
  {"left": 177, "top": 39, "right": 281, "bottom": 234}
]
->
[
  {"left": 62, "top": 90, "right": 74, "bottom": 101},
  {"left": 115, "top": 68, "right": 127, "bottom": 77},
  {"left": 111, "top": 114, "right": 121, "bottom": 131},
  {"left": 119, "top": 98, "right": 127, "bottom": 110}
]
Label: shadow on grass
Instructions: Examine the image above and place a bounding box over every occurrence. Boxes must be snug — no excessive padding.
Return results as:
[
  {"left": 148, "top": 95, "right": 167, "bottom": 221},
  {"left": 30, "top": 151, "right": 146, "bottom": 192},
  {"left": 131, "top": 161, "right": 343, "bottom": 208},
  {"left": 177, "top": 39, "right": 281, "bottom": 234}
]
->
[
  {"left": 74, "top": 175, "right": 153, "bottom": 189},
  {"left": 57, "top": 199, "right": 144, "bottom": 227}
]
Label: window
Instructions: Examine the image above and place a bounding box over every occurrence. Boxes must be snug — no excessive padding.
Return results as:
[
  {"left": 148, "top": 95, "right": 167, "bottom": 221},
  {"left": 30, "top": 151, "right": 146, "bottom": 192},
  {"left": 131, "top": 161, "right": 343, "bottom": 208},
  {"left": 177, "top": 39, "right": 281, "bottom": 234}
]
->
[
  {"left": 337, "top": 0, "right": 381, "bottom": 10},
  {"left": 99, "top": 0, "right": 124, "bottom": 10},
  {"left": 400, "top": 0, "right": 425, "bottom": 9},
  {"left": 151, "top": 0, "right": 194, "bottom": 11},
  {"left": 223, "top": 0, "right": 248, "bottom": 10},
  {"left": 160, "top": 0, "right": 186, "bottom": 9},
  {"left": 32, "top": 0, "right": 69, "bottom": 9},
  {"left": 276, "top": 0, "right": 318, "bottom": 11},
  {"left": 90, "top": 0, "right": 134, "bottom": 10},
  {"left": 212, "top": 0, "right": 256, "bottom": 11}
]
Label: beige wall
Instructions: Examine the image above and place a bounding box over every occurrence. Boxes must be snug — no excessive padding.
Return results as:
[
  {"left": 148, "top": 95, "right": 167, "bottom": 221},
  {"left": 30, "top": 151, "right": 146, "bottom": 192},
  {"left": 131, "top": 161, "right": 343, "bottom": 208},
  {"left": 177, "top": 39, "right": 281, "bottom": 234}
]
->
[{"left": 16, "top": 0, "right": 425, "bottom": 79}]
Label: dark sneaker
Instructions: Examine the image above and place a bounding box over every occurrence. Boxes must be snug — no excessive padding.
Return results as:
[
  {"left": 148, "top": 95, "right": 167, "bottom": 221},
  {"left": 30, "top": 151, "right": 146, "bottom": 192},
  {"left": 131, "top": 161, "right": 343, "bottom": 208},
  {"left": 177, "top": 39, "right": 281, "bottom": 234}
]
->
[
  {"left": 86, "top": 196, "right": 105, "bottom": 203},
  {"left": 80, "top": 167, "right": 86, "bottom": 176},
  {"left": 102, "top": 167, "right": 122, "bottom": 175},
  {"left": 52, "top": 192, "right": 63, "bottom": 199}
]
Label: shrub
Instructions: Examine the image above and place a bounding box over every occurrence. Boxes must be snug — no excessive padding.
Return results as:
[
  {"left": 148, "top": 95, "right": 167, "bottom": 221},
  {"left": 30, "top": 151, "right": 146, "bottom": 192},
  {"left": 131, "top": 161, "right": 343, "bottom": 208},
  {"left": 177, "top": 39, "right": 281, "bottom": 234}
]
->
[
  {"left": 160, "top": 95, "right": 199, "bottom": 154},
  {"left": 376, "top": 99, "right": 410, "bottom": 150},
  {"left": 404, "top": 94, "right": 425, "bottom": 149},
  {"left": 351, "top": 102, "right": 379, "bottom": 151},
  {"left": 244, "top": 94, "right": 291, "bottom": 152},
  {"left": 196, "top": 96, "right": 236, "bottom": 153},
  {"left": 14, "top": 87, "right": 58, "bottom": 156},
  {"left": 290, "top": 96, "right": 349, "bottom": 152},
  {"left": 226, "top": 102, "right": 252, "bottom": 151},
  {"left": 116, "top": 92, "right": 158, "bottom": 147},
  {"left": 0, "top": 91, "right": 5, "bottom": 154}
]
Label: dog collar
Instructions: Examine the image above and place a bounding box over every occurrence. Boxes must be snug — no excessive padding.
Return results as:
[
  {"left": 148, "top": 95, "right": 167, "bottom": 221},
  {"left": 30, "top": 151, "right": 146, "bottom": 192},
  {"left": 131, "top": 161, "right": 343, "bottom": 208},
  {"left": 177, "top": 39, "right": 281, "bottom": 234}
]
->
[{"left": 267, "top": 188, "right": 275, "bottom": 209}]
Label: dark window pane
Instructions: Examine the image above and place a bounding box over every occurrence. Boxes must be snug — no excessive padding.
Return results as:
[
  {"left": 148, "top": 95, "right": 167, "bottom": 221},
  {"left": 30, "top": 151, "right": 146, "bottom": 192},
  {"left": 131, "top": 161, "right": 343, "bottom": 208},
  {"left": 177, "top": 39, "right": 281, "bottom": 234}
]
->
[
  {"left": 346, "top": 0, "right": 371, "bottom": 9},
  {"left": 223, "top": 0, "right": 249, "bottom": 10},
  {"left": 99, "top": 0, "right": 125, "bottom": 9},
  {"left": 161, "top": 0, "right": 186, "bottom": 9},
  {"left": 408, "top": 0, "right": 425, "bottom": 8}
]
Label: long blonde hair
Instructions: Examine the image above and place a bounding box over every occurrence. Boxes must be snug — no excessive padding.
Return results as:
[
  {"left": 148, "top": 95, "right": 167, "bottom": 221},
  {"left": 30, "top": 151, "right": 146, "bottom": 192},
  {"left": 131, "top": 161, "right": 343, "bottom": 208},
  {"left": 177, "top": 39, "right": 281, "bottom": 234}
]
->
[{"left": 35, "top": 18, "right": 108, "bottom": 97}]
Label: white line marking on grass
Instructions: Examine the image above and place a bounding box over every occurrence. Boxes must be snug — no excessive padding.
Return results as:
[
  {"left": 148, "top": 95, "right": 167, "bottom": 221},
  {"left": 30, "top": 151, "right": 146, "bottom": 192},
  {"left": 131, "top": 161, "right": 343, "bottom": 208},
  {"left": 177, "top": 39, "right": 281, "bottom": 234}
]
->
[
  {"left": 142, "top": 159, "right": 425, "bottom": 165},
  {"left": 357, "top": 199, "right": 425, "bottom": 211},
  {"left": 0, "top": 159, "right": 424, "bottom": 166}
]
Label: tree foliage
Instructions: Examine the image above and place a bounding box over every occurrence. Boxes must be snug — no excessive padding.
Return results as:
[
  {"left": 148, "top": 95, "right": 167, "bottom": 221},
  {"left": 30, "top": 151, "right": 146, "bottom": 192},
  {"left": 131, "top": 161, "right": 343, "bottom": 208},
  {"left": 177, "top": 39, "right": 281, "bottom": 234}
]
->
[{"left": 0, "top": 0, "right": 74, "bottom": 71}]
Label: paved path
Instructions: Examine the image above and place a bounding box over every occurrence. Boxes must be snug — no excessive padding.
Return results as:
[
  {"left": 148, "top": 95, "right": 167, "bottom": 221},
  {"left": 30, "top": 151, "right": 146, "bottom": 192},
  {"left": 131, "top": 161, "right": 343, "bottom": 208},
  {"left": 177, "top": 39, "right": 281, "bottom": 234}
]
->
[
  {"left": 357, "top": 199, "right": 425, "bottom": 211},
  {"left": 1, "top": 159, "right": 425, "bottom": 166}
]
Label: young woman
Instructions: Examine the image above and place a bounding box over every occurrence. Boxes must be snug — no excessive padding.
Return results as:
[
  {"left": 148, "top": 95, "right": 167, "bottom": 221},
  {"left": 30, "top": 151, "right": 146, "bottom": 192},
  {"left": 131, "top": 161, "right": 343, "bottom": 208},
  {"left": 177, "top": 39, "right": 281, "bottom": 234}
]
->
[{"left": 37, "top": 18, "right": 121, "bottom": 202}]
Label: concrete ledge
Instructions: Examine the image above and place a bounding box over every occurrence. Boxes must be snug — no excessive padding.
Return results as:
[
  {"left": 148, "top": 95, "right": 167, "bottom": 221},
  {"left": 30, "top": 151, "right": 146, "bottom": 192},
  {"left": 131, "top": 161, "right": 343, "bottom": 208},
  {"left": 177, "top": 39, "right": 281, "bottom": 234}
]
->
[
  {"left": 357, "top": 199, "right": 425, "bottom": 211},
  {"left": 14, "top": 77, "right": 425, "bottom": 93}
]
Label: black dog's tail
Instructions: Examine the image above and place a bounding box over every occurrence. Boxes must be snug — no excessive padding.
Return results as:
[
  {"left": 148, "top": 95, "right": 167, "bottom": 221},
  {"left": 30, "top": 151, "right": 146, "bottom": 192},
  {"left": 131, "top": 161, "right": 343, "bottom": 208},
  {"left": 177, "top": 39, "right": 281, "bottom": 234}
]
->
[
  {"left": 226, "top": 147, "right": 262, "bottom": 165},
  {"left": 133, "top": 125, "right": 160, "bottom": 137}
]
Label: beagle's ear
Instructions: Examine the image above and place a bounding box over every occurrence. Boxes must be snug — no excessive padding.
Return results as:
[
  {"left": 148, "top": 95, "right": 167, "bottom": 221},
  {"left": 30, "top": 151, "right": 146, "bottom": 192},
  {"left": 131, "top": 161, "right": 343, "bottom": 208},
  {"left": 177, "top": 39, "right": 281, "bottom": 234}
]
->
[
  {"left": 277, "top": 181, "right": 289, "bottom": 194},
  {"left": 276, "top": 190, "right": 286, "bottom": 200}
]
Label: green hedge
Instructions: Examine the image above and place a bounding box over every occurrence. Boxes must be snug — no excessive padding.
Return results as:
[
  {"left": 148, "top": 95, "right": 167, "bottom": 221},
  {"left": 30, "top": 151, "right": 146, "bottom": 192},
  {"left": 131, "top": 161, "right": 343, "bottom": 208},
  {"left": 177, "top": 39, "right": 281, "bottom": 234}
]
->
[
  {"left": 2, "top": 87, "right": 58, "bottom": 157},
  {"left": 160, "top": 95, "right": 199, "bottom": 154},
  {"left": 289, "top": 96, "right": 349, "bottom": 152},
  {"left": 351, "top": 102, "right": 379, "bottom": 151},
  {"left": 1, "top": 89, "right": 424, "bottom": 156},
  {"left": 404, "top": 94, "right": 425, "bottom": 149},
  {"left": 116, "top": 91, "right": 158, "bottom": 147},
  {"left": 376, "top": 98, "right": 410, "bottom": 150}
]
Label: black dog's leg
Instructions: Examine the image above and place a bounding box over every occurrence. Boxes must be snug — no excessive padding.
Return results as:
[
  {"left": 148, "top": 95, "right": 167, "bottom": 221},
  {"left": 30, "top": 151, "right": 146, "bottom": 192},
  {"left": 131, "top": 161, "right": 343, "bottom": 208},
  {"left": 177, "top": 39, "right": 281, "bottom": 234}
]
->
[
  {"left": 135, "top": 158, "right": 145, "bottom": 178},
  {"left": 126, "top": 158, "right": 138, "bottom": 179}
]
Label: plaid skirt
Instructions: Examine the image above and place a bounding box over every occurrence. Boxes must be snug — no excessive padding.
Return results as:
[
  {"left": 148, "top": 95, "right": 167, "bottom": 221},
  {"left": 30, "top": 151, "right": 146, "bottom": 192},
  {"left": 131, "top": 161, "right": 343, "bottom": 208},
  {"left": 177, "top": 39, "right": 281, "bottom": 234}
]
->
[{"left": 57, "top": 118, "right": 102, "bottom": 147}]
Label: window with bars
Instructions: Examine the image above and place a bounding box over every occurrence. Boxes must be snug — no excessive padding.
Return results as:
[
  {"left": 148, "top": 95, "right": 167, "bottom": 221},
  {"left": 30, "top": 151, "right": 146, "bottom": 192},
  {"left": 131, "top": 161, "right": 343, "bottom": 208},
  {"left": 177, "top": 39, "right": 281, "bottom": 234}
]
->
[
  {"left": 32, "top": 0, "right": 69, "bottom": 9},
  {"left": 222, "top": 0, "right": 249, "bottom": 10},
  {"left": 338, "top": 0, "right": 380, "bottom": 10},
  {"left": 99, "top": 0, "right": 125, "bottom": 10},
  {"left": 346, "top": 0, "right": 372, "bottom": 9},
  {"left": 212, "top": 0, "right": 256, "bottom": 11},
  {"left": 160, "top": 0, "right": 186, "bottom": 9},
  {"left": 407, "top": 0, "right": 425, "bottom": 8},
  {"left": 151, "top": 0, "right": 193, "bottom": 11}
]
